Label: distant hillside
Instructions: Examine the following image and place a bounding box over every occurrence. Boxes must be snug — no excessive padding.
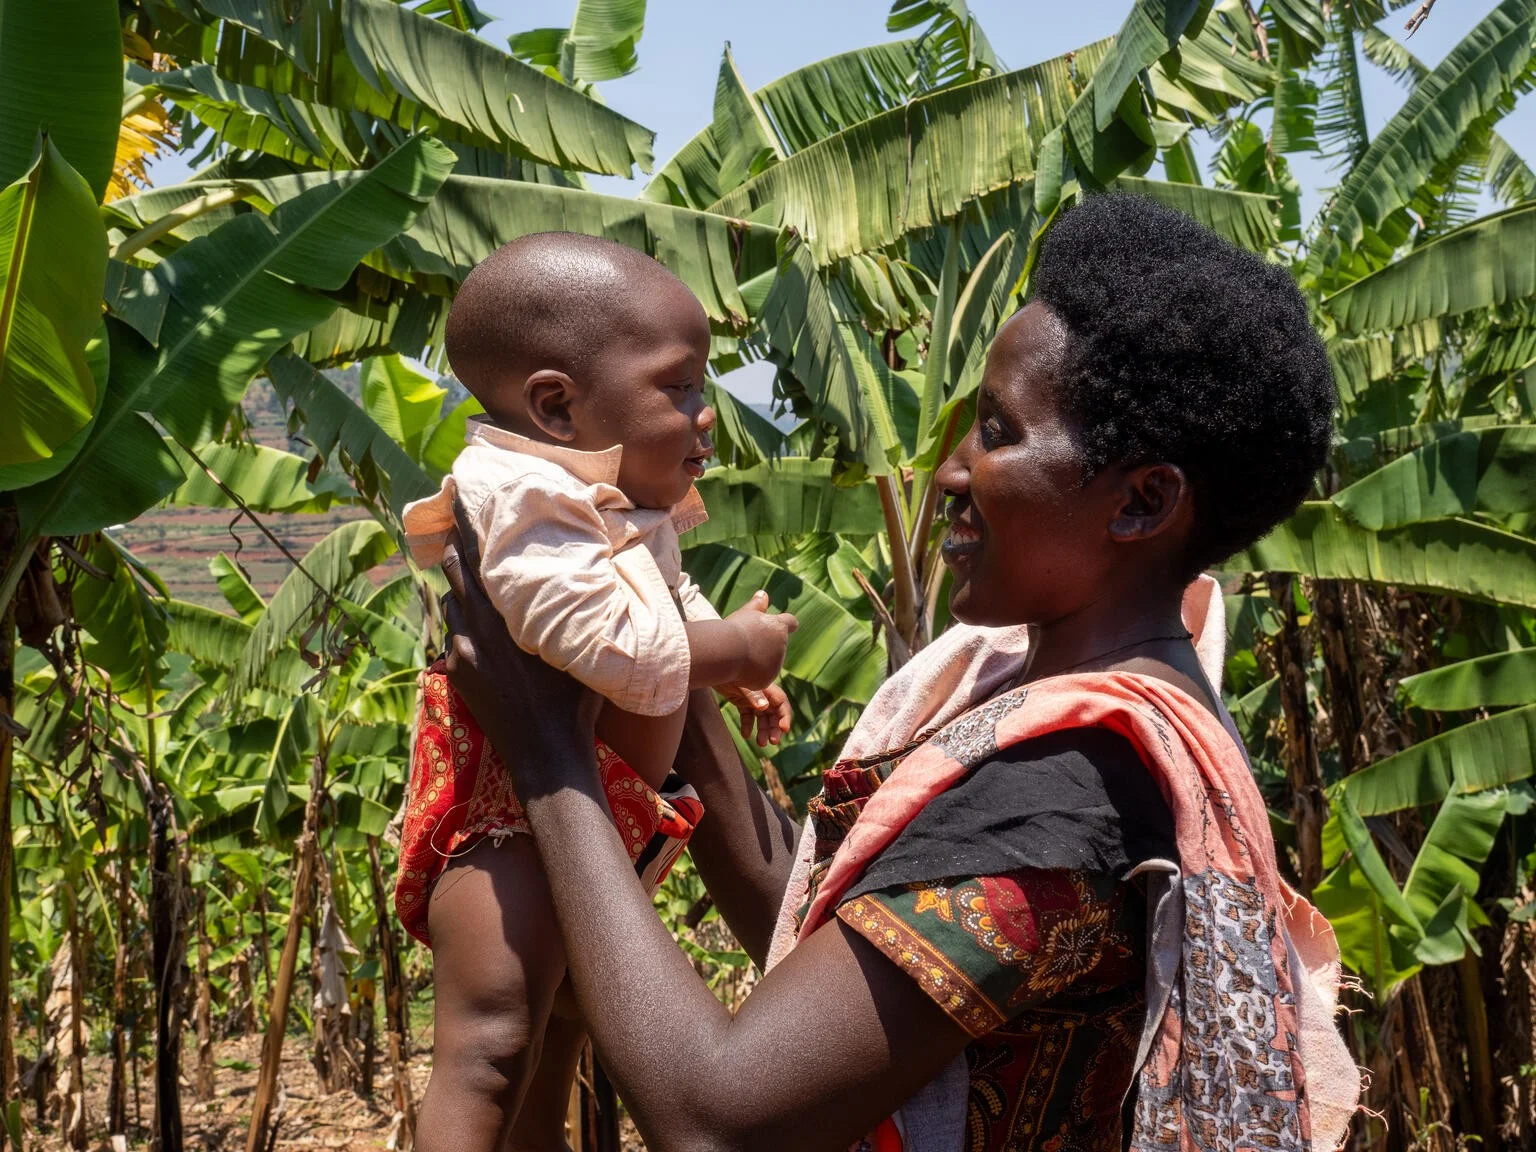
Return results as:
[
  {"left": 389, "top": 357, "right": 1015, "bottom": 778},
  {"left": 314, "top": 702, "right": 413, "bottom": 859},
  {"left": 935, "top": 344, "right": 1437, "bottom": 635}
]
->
[{"left": 115, "top": 373, "right": 788, "bottom": 610}]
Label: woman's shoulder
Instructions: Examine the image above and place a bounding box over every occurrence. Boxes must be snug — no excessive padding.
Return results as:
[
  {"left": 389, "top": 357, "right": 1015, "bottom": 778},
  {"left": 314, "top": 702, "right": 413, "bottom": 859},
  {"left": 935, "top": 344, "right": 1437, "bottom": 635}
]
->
[{"left": 845, "top": 726, "right": 1176, "bottom": 900}]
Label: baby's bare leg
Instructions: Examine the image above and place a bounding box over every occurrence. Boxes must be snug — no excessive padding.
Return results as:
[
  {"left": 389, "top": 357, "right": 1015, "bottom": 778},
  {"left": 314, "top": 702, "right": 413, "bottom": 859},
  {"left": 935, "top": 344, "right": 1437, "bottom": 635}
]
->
[
  {"left": 507, "top": 979, "right": 587, "bottom": 1152},
  {"left": 418, "top": 837, "right": 565, "bottom": 1152}
]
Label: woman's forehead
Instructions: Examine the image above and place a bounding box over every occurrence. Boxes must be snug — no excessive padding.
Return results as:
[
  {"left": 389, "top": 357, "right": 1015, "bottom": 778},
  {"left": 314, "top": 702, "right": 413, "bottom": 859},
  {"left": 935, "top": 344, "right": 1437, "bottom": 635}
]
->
[{"left": 986, "top": 302, "right": 1068, "bottom": 410}]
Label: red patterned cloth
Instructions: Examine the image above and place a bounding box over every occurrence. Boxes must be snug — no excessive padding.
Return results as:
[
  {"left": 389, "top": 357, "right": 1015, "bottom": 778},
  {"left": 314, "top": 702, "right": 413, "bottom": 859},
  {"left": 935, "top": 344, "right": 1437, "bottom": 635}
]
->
[{"left": 394, "top": 659, "right": 704, "bottom": 947}]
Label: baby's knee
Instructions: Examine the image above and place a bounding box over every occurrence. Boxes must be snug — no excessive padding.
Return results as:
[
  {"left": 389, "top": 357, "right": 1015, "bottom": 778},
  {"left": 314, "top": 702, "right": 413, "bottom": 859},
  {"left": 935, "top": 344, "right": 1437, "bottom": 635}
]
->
[{"left": 440, "top": 1003, "right": 545, "bottom": 1104}]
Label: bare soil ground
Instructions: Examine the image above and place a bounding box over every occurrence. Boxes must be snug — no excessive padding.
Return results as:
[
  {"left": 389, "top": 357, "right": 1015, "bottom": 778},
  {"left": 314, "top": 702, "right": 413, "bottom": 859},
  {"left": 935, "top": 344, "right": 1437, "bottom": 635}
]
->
[{"left": 30, "top": 1029, "right": 436, "bottom": 1151}]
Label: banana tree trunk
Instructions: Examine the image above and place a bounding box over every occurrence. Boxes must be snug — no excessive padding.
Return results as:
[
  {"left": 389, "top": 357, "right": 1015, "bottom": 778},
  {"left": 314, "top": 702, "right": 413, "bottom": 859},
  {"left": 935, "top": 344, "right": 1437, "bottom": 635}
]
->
[
  {"left": 1314, "top": 578, "right": 1365, "bottom": 774},
  {"left": 367, "top": 837, "right": 416, "bottom": 1148},
  {"left": 245, "top": 751, "right": 327, "bottom": 1152},
  {"left": 0, "top": 505, "right": 18, "bottom": 1145},
  {"left": 194, "top": 891, "right": 215, "bottom": 1101},
  {"left": 147, "top": 779, "right": 187, "bottom": 1152},
  {"left": 108, "top": 846, "right": 130, "bottom": 1136},
  {"left": 311, "top": 859, "right": 360, "bottom": 1094},
  {"left": 1268, "top": 575, "right": 1325, "bottom": 894}
]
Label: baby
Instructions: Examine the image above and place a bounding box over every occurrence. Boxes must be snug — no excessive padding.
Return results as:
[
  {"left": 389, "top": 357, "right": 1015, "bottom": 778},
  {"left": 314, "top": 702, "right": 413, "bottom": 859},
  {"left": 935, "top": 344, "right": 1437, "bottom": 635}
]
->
[{"left": 394, "top": 234, "right": 797, "bottom": 1152}]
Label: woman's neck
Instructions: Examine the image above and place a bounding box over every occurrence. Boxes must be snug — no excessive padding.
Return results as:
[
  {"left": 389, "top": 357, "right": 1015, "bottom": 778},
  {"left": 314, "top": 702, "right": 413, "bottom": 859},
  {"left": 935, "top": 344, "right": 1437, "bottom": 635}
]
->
[{"left": 1024, "top": 589, "right": 1190, "bottom": 682}]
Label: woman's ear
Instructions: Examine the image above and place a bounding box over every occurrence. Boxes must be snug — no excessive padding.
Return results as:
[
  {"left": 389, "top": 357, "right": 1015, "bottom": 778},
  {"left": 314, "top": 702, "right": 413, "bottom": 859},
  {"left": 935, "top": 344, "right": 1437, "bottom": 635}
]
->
[
  {"left": 1107, "top": 463, "right": 1190, "bottom": 542},
  {"left": 524, "top": 370, "right": 582, "bottom": 442}
]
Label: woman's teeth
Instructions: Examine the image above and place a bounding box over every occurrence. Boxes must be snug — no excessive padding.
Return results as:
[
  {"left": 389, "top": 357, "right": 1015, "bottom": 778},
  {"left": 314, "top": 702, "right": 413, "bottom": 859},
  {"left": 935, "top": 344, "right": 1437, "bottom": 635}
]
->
[{"left": 942, "top": 521, "right": 982, "bottom": 558}]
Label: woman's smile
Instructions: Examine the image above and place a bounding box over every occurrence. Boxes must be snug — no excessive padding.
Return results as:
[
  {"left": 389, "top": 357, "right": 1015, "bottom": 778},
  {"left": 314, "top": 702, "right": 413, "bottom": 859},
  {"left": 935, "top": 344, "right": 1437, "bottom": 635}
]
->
[{"left": 942, "top": 513, "right": 983, "bottom": 562}]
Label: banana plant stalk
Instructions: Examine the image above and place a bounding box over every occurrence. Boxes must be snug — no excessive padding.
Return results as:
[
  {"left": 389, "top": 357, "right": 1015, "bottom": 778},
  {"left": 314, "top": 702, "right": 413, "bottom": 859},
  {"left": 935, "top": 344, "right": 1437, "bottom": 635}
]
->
[
  {"left": 246, "top": 746, "right": 329, "bottom": 1152},
  {"left": 0, "top": 506, "right": 19, "bottom": 1145},
  {"left": 368, "top": 836, "right": 417, "bottom": 1149}
]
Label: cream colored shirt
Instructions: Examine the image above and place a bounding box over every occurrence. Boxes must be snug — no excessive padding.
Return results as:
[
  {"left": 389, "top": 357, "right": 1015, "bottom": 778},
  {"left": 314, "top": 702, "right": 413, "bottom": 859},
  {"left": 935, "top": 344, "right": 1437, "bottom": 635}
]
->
[{"left": 402, "top": 420, "right": 718, "bottom": 718}]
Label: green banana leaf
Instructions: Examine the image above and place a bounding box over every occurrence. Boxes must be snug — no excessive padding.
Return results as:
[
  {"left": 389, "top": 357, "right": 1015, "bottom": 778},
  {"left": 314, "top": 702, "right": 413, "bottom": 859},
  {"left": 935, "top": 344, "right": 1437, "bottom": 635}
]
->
[
  {"left": 1399, "top": 648, "right": 1536, "bottom": 710},
  {"left": 266, "top": 353, "right": 438, "bottom": 520},
  {"left": 683, "top": 542, "right": 885, "bottom": 705},
  {"left": 1115, "top": 177, "right": 1281, "bottom": 253},
  {"left": 688, "top": 460, "right": 883, "bottom": 547},
  {"left": 166, "top": 598, "right": 253, "bottom": 668},
  {"left": 1338, "top": 703, "right": 1536, "bottom": 816},
  {"left": 1227, "top": 501, "right": 1536, "bottom": 609},
  {"left": 13, "top": 136, "right": 454, "bottom": 539},
  {"left": 510, "top": 0, "right": 647, "bottom": 84},
  {"left": 1319, "top": 0, "right": 1536, "bottom": 256},
  {"left": 705, "top": 381, "right": 786, "bottom": 470},
  {"left": 709, "top": 55, "right": 1074, "bottom": 262},
  {"left": 1360, "top": 25, "right": 1536, "bottom": 209},
  {"left": 229, "top": 520, "right": 397, "bottom": 703},
  {"left": 371, "top": 173, "right": 778, "bottom": 330},
  {"left": 1324, "top": 202, "right": 1536, "bottom": 334},
  {"left": 74, "top": 537, "right": 170, "bottom": 707},
  {"left": 253, "top": 696, "right": 317, "bottom": 839},
  {"left": 1332, "top": 426, "right": 1536, "bottom": 529},
  {"left": 361, "top": 355, "right": 446, "bottom": 463},
  {"left": 643, "top": 40, "right": 926, "bottom": 209},
  {"left": 211, "top": 552, "right": 266, "bottom": 624},
  {"left": 758, "top": 240, "right": 911, "bottom": 475},
  {"left": 0, "top": 0, "right": 121, "bottom": 200},
  {"left": 151, "top": 64, "right": 364, "bottom": 172},
  {"left": 0, "top": 141, "right": 108, "bottom": 483},
  {"left": 201, "top": 0, "right": 654, "bottom": 175},
  {"left": 888, "top": 0, "right": 1001, "bottom": 86},
  {"left": 165, "top": 440, "right": 357, "bottom": 515}
]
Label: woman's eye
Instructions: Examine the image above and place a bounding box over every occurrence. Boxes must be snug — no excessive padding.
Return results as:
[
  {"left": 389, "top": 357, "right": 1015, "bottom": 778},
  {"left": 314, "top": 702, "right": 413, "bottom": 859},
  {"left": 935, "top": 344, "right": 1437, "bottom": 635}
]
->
[{"left": 979, "top": 417, "right": 1008, "bottom": 448}]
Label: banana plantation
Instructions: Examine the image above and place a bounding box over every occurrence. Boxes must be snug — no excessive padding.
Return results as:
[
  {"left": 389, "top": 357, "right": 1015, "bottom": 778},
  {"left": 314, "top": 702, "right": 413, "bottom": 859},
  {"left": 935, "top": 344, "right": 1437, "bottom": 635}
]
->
[{"left": 0, "top": 0, "right": 1534, "bottom": 1147}]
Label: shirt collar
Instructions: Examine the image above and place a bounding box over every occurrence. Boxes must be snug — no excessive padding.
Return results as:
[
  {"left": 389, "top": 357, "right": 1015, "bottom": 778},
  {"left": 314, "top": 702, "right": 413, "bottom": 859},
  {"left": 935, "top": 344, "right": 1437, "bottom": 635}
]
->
[{"left": 466, "top": 418, "right": 709, "bottom": 533}]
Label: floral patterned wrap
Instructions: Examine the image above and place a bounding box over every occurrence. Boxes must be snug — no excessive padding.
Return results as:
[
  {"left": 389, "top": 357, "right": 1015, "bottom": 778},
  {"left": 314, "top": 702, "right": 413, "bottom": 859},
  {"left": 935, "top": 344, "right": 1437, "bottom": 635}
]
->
[
  {"left": 394, "top": 659, "right": 703, "bottom": 947},
  {"left": 795, "top": 671, "right": 1361, "bottom": 1152}
]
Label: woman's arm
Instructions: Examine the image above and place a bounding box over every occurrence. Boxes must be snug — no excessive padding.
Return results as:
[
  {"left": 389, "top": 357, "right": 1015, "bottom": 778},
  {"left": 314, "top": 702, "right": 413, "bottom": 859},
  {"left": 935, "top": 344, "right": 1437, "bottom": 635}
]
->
[
  {"left": 670, "top": 687, "right": 797, "bottom": 966},
  {"left": 440, "top": 528, "right": 971, "bottom": 1152}
]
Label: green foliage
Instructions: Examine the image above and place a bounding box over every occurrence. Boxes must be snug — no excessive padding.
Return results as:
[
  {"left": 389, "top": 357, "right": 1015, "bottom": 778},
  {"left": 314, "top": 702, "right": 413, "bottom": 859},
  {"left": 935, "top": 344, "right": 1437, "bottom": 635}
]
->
[{"left": 0, "top": 142, "right": 109, "bottom": 486}]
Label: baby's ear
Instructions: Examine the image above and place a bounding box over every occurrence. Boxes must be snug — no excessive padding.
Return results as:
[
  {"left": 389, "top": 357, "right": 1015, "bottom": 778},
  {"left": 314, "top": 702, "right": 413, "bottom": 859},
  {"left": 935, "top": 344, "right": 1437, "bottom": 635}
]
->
[{"left": 525, "top": 369, "right": 581, "bottom": 442}]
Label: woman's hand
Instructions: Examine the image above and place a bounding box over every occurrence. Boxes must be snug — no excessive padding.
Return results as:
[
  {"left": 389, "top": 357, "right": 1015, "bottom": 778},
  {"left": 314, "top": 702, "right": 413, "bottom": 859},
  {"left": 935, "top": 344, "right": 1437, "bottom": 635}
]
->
[{"left": 440, "top": 500, "right": 602, "bottom": 795}]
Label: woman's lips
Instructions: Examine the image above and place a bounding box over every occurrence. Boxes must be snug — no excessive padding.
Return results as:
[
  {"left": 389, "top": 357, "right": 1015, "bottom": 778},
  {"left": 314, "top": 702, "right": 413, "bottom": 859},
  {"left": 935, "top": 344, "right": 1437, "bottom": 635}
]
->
[
  {"left": 683, "top": 456, "right": 709, "bottom": 479},
  {"left": 942, "top": 519, "right": 983, "bottom": 562}
]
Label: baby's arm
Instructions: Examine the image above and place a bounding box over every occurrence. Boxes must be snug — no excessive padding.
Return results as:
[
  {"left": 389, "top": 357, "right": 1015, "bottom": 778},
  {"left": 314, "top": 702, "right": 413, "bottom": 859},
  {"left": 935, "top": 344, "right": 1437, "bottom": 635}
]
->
[{"left": 684, "top": 591, "right": 798, "bottom": 746}]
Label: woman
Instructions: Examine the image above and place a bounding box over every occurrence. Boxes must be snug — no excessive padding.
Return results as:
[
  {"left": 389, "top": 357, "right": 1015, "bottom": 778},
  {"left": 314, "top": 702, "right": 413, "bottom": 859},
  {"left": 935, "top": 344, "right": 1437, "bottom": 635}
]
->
[{"left": 437, "top": 195, "right": 1360, "bottom": 1152}]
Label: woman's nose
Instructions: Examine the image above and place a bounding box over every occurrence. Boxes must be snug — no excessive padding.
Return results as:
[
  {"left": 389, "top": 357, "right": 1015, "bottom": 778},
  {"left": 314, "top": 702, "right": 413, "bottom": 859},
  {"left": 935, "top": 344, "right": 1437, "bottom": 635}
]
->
[
  {"left": 934, "top": 437, "right": 970, "bottom": 501},
  {"left": 696, "top": 403, "right": 716, "bottom": 434}
]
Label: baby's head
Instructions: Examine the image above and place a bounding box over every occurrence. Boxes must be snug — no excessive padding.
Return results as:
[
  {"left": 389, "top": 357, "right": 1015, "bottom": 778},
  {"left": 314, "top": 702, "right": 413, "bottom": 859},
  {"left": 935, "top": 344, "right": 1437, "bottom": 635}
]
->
[{"left": 444, "top": 233, "right": 715, "bottom": 510}]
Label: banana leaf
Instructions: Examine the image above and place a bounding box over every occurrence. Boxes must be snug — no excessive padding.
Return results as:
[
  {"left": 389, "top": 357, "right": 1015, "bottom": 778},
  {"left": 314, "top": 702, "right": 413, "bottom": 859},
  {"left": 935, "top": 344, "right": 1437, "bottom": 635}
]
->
[
  {"left": 0, "top": 0, "right": 121, "bottom": 201},
  {"left": 74, "top": 536, "right": 170, "bottom": 707},
  {"left": 643, "top": 40, "right": 926, "bottom": 209},
  {"left": 1324, "top": 202, "right": 1536, "bottom": 334},
  {"left": 1399, "top": 648, "right": 1536, "bottom": 710},
  {"left": 0, "top": 142, "right": 108, "bottom": 485},
  {"left": 1228, "top": 501, "right": 1536, "bottom": 609},
  {"left": 1319, "top": 0, "right": 1536, "bottom": 256},
  {"left": 201, "top": 0, "right": 654, "bottom": 175},
  {"left": 265, "top": 353, "right": 437, "bottom": 520},
  {"left": 1332, "top": 425, "right": 1536, "bottom": 528},
  {"left": 165, "top": 440, "right": 357, "bottom": 515},
  {"left": 229, "top": 520, "right": 397, "bottom": 703},
  {"left": 689, "top": 459, "right": 883, "bottom": 547},
  {"left": 683, "top": 542, "right": 885, "bottom": 705},
  {"left": 13, "top": 136, "right": 454, "bottom": 538},
  {"left": 1338, "top": 703, "right": 1536, "bottom": 816}
]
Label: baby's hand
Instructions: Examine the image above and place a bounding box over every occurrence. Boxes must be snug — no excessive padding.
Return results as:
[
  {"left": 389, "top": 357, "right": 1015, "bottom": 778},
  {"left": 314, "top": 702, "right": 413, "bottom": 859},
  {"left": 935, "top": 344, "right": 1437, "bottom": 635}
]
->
[
  {"left": 725, "top": 591, "right": 798, "bottom": 689},
  {"left": 720, "top": 681, "right": 792, "bottom": 747}
]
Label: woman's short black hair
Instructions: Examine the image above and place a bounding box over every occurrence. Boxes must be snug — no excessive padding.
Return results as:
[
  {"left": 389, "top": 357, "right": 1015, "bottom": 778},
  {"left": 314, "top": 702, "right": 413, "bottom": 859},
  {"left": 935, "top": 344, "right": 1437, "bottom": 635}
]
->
[{"left": 1030, "top": 194, "right": 1336, "bottom": 575}]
